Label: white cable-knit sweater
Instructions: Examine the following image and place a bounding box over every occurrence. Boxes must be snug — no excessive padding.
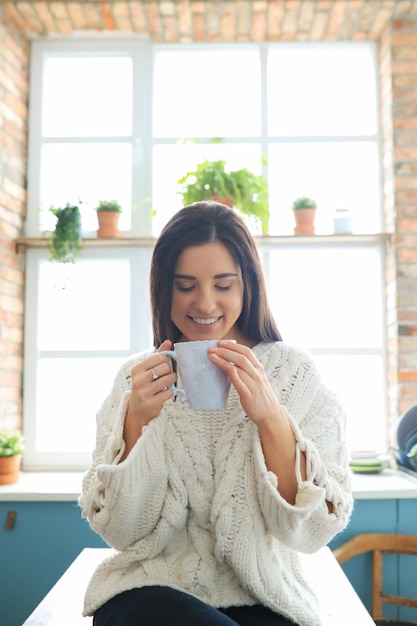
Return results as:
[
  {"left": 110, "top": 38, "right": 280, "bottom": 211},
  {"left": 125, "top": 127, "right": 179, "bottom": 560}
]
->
[{"left": 79, "top": 341, "right": 353, "bottom": 626}]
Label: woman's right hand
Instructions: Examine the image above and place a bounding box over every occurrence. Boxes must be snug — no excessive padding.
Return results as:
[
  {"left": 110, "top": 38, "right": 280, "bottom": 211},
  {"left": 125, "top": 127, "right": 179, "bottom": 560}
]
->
[{"left": 120, "top": 340, "right": 176, "bottom": 460}]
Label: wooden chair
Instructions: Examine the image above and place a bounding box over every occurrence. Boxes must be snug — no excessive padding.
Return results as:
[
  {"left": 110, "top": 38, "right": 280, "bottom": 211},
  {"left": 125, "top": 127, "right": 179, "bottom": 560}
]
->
[{"left": 333, "top": 533, "right": 417, "bottom": 626}]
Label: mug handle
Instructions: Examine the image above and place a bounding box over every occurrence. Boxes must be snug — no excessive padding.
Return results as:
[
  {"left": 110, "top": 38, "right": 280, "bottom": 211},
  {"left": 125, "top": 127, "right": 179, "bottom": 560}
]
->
[{"left": 160, "top": 349, "right": 187, "bottom": 403}]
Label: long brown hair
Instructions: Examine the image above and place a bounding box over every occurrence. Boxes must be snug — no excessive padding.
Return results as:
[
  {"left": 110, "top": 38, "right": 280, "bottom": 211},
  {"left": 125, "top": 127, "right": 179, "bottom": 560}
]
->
[{"left": 150, "top": 201, "right": 282, "bottom": 348}]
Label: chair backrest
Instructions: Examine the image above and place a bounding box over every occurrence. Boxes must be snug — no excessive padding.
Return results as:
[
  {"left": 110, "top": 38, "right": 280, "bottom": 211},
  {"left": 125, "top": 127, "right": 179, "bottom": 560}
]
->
[{"left": 333, "top": 533, "right": 417, "bottom": 620}]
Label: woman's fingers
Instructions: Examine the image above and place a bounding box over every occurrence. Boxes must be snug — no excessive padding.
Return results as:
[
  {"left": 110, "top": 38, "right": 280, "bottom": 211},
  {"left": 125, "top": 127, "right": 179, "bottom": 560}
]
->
[
  {"left": 208, "top": 340, "right": 281, "bottom": 424},
  {"left": 208, "top": 340, "right": 259, "bottom": 375},
  {"left": 129, "top": 342, "right": 176, "bottom": 420}
]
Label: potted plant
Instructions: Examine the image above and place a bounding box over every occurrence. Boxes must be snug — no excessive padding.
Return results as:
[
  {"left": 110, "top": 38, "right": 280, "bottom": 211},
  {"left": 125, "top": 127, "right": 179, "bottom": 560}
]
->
[
  {"left": 95, "top": 199, "right": 122, "bottom": 238},
  {"left": 291, "top": 196, "right": 317, "bottom": 235},
  {"left": 46, "top": 202, "right": 83, "bottom": 263},
  {"left": 178, "top": 159, "right": 269, "bottom": 234},
  {"left": 0, "top": 430, "right": 24, "bottom": 485}
]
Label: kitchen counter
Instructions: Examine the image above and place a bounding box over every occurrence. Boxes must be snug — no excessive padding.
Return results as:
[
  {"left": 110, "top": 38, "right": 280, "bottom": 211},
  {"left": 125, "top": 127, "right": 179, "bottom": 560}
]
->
[{"left": 0, "top": 468, "right": 416, "bottom": 502}]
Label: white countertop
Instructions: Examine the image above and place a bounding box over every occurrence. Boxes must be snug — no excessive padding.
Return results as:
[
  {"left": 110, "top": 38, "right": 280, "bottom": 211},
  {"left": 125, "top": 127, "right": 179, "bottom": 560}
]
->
[
  {"left": 23, "top": 546, "right": 376, "bottom": 626},
  {"left": 0, "top": 468, "right": 417, "bottom": 502},
  {"left": 0, "top": 472, "right": 85, "bottom": 501}
]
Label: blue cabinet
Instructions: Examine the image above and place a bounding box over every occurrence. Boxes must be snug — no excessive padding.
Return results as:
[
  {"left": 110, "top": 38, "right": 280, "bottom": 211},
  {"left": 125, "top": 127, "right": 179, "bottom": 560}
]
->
[
  {"left": 329, "top": 498, "right": 417, "bottom": 622},
  {"left": 0, "top": 501, "right": 106, "bottom": 626}
]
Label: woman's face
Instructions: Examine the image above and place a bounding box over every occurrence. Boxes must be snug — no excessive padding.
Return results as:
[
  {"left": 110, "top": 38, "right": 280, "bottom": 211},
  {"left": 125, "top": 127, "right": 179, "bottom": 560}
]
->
[{"left": 171, "top": 241, "right": 246, "bottom": 343}]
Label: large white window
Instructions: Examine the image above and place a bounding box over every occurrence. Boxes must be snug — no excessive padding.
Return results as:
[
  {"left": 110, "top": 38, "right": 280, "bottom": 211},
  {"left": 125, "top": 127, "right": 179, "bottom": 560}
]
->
[{"left": 24, "top": 39, "right": 385, "bottom": 469}]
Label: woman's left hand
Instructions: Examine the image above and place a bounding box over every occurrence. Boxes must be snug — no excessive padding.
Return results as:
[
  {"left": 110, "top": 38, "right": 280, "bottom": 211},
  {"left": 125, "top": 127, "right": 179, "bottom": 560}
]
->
[{"left": 208, "top": 339, "right": 284, "bottom": 427}]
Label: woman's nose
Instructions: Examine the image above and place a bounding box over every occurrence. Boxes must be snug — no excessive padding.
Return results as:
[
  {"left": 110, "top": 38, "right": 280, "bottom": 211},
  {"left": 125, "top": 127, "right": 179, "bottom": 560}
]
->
[{"left": 195, "top": 289, "right": 216, "bottom": 314}]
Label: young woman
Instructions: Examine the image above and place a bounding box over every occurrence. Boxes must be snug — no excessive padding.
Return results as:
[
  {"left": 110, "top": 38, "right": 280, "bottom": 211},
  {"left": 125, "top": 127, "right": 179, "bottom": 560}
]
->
[{"left": 80, "top": 201, "right": 353, "bottom": 626}]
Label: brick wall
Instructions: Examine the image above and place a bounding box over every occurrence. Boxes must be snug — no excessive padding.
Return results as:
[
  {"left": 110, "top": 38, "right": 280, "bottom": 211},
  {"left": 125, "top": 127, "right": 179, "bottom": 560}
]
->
[
  {"left": 0, "top": 6, "right": 29, "bottom": 431},
  {"left": 380, "top": 15, "right": 417, "bottom": 431},
  {"left": 0, "top": 0, "right": 416, "bottom": 436},
  {"left": 3, "top": 0, "right": 417, "bottom": 42},
  {"left": 390, "top": 17, "right": 417, "bottom": 421}
]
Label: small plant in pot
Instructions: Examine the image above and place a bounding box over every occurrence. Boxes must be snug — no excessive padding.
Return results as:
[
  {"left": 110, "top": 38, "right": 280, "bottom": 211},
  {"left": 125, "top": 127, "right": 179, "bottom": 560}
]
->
[
  {"left": 178, "top": 159, "right": 270, "bottom": 234},
  {"left": 291, "top": 196, "right": 317, "bottom": 235},
  {"left": 0, "top": 430, "right": 24, "bottom": 485},
  {"left": 95, "top": 199, "right": 122, "bottom": 238},
  {"left": 46, "top": 202, "right": 83, "bottom": 263}
]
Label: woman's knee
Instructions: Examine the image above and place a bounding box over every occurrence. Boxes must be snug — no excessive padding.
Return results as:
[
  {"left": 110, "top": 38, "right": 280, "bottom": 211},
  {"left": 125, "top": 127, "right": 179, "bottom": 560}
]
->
[{"left": 93, "top": 586, "right": 238, "bottom": 626}]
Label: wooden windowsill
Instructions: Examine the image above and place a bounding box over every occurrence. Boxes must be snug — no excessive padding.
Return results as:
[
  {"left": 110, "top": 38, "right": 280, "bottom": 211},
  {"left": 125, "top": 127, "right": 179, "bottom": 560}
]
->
[{"left": 15, "top": 232, "right": 392, "bottom": 251}]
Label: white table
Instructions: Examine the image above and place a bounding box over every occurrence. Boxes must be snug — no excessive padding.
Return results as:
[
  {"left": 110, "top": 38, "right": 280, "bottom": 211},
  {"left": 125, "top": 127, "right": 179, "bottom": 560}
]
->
[{"left": 22, "top": 546, "right": 375, "bottom": 625}]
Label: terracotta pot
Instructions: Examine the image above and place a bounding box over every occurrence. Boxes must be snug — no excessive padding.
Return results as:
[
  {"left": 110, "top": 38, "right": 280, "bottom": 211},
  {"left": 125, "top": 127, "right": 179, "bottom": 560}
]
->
[
  {"left": 0, "top": 455, "right": 22, "bottom": 485},
  {"left": 293, "top": 208, "right": 316, "bottom": 235},
  {"left": 211, "top": 195, "right": 234, "bottom": 208},
  {"left": 96, "top": 211, "right": 120, "bottom": 238}
]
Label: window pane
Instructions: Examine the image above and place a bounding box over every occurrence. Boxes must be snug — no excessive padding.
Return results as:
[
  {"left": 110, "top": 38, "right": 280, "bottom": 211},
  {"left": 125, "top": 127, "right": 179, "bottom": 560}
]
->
[
  {"left": 268, "top": 45, "right": 377, "bottom": 136},
  {"left": 315, "top": 355, "right": 386, "bottom": 452},
  {"left": 39, "top": 143, "right": 132, "bottom": 232},
  {"left": 153, "top": 49, "right": 261, "bottom": 137},
  {"left": 264, "top": 245, "right": 384, "bottom": 349},
  {"left": 38, "top": 258, "right": 131, "bottom": 351},
  {"left": 36, "top": 357, "right": 124, "bottom": 452},
  {"left": 42, "top": 56, "right": 132, "bottom": 137},
  {"left": 268, "top": 142, "right": 381, "bottom": 235},
  {"left": 152, "top": 142, "right": 264, "bottom": 236}
]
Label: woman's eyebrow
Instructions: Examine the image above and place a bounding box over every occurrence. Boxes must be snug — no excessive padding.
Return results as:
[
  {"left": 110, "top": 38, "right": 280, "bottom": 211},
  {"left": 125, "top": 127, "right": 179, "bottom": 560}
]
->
[{"left": 173, "top": 273, "right": 238, "bottom": 279}]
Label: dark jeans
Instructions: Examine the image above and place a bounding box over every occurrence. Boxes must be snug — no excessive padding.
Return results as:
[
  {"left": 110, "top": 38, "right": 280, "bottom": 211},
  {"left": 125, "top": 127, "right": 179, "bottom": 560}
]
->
[{"left": 93, "top": 586, "right": 297, "bottom": 626}]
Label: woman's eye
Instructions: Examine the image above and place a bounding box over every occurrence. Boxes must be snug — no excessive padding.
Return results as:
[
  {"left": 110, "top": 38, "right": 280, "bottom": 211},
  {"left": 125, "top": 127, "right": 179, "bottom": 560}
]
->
[
  {"left": 176, "top": 284, "right": 194, "bottom": 292},
  {"left": 216, "top": 284, "right": 232, "bottom": 291}
]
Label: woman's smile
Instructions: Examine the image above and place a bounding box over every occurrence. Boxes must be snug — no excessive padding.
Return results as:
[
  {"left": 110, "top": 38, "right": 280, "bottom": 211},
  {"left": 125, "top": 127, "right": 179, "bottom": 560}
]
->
[{"left": 190, "top": 316, "right": 222, "bottom": 325}]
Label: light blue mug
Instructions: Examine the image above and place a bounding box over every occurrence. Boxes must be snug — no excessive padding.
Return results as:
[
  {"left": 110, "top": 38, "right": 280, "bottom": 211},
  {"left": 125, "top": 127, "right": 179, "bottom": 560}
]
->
[{"left": 161, "top": 340, "right": 233, "bottom": 410}]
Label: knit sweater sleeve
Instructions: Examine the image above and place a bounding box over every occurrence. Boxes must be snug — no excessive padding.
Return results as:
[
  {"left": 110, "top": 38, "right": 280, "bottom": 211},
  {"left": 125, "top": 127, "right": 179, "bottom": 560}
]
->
[
  {"left": 254, "top": 344, "right": 353, "bottom": 553},
  {"left": 79, "top": 353, "right": 169, "bottom": 550}
]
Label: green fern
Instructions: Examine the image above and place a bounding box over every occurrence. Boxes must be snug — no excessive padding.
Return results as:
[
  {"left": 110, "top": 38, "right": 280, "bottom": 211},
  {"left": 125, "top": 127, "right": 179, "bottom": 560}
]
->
[{"left": 178, "top": 159, "right": 269, "bottom": 233}]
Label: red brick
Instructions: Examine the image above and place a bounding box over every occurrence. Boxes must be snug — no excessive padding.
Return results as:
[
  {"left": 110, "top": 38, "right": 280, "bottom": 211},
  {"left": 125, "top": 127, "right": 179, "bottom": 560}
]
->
[
  {"left": 398, "top": 248, "right": 417, "bottom": 263},
  {"left": 66, "top": 2, "right": 88, "bottom": 30},
  {"left": 399, "top": 382, "right": 417, "bottom": 399},
  {"left": 0, "top": 323, "right": 23, "bottom": 343},
  {"left": 0, "top": 366, "right": 22, "bottom": 388},
  {"left": 0, "top": 416, "right": 22, "bottom": 431},
  {"left": 395, "top": 176, "right": 417, "bottom": 190},
  {"left": 400, "top": 398, "right": 417, "bottom": 415},
  {"left": 82, "top": 2, "right": 104, "bottom": 31}
]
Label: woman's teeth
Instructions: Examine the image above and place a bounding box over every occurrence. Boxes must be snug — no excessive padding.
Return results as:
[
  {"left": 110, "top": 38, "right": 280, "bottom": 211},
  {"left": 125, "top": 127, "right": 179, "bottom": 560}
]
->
[{"left": 192, "top": 317, "right": 218, "bottom": 325}]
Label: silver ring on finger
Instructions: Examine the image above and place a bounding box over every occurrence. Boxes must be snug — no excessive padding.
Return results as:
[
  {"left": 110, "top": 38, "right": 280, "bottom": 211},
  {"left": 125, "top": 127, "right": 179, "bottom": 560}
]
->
[{"left": 150, "top": 367, "right": 158, "bottom": 380}]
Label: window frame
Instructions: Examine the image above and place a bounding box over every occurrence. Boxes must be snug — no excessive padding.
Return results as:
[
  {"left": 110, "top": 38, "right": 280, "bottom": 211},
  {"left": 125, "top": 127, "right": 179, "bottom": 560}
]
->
[{"left": 24, "top": 37, "right": 387, "bottom": 470}]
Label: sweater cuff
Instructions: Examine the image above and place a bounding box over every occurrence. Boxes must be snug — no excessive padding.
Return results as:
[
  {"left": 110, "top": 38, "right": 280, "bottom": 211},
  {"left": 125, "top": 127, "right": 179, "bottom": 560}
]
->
[{"left": 255, "top": 431, "right": 327, "bottom": 535}]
